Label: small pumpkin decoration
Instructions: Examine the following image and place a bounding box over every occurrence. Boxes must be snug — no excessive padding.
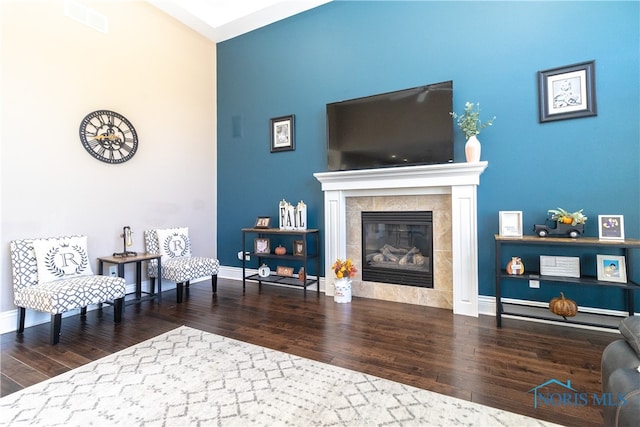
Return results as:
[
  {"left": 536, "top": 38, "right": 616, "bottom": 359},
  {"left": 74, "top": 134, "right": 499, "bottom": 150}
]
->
[
  {"left": 549, "top": 292, "right": 578, "bottom": 318},
  {"left": 274, "top": 245, "right": 286, "bottom": 256}
]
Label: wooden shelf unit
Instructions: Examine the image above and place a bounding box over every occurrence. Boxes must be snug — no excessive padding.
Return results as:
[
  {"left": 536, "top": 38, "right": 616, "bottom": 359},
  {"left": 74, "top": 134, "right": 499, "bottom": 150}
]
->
[
  {"left": 242, "top": 227, "right": 320, "bottom": 295},
  {"left": 495, "top": 234, "right": 640, "bottom": 329}
]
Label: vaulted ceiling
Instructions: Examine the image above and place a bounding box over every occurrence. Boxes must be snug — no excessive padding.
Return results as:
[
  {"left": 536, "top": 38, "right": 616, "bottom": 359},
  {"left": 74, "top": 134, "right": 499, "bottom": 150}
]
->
[{"left": 147, "top": 0, "right": 332, "bottom": 42}]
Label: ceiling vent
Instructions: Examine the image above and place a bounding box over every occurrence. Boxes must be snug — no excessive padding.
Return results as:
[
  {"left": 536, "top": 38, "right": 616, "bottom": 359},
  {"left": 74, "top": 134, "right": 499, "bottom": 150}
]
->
[{"left": 64, "top": 0, "right": 108, "bottom": 34}]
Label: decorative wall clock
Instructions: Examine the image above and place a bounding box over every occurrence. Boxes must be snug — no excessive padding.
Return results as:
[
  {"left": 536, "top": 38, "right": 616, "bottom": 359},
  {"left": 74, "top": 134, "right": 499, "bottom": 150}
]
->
[{"left": 79, "top": 110, "right": 138, "bottom": 164}]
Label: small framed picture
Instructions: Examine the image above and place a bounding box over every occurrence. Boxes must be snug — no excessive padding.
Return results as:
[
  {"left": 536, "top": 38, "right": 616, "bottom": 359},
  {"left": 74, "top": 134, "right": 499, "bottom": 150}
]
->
[
  {"left": 499, "top": 211, "right": 523, "bottom": 237},
  {"left": 293, "top": 240, "right": 305, "bottom": 256},
  {"left": 254, "top": 216, "right": 271, "bottom": 229},
  {"left": 270, "top": 115, "right": 295, "bottom": 153},
  {"left": 538, "top": 60, "right": 597, "bottom": 123},
  {"left": 599, "top": 215, "right": 625, "bottom": 240},
  {"left": 254, "top": 238, "right": 270, "bottom": 254},
  {"left": 276, "top": 265, "right": 294, "bottom": 277},
  {"left": 596, "top": 254, "right": 627, "bottom": 283}
]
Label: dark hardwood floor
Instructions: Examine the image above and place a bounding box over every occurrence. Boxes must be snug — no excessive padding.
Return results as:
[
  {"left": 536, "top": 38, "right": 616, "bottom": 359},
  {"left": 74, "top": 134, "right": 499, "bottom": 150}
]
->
[{"left": 1, "top": 278, "right": 618, "bottom": 426}]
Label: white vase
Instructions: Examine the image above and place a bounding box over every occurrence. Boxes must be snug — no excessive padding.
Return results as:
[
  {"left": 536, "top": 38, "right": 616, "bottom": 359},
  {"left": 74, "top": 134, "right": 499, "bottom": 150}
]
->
[
  {"left": 333, "top": 278, "right": 352, "bottom": 303},
  {"left": 465, "top": 135, "right": 481, "bottom": 162}
]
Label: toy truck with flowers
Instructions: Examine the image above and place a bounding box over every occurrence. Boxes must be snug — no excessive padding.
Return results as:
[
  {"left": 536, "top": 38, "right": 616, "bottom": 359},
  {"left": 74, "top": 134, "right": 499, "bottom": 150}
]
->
[{"left": 534, "top": 208, "right": 587, "bottom": 238}]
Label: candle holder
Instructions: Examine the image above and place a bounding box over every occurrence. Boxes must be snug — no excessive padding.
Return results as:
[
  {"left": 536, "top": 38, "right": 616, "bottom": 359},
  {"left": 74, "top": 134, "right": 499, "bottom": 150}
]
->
[{"left": 113, "top": 226, "right": 137, "bottom": 257}]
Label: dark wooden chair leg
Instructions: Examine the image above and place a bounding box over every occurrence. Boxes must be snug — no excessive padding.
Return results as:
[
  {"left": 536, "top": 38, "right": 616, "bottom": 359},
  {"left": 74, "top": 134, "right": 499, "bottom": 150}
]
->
[
  {"left": 211, "top": 275, "right": 218, "bottom": 294},
  {"left": 17, "top": 307, "right": 26, "bottom": 334},
  {"left": 50, "top": 313, "right": 62, "bottom": 345},
  {"left": 185, "top": 281, "right": 190, "bottom": 298},
  {"left": 114, "top": 297, "right": 124, "bottom": 323},
  {"left": 150, "top": 277, "right": 156, "bottom": 295},
  {"left": 80, "top": 307, "right": 87, "bottom": 317},
  {"left": 176, "top": 282, "right": 184, "bottom": 303}
]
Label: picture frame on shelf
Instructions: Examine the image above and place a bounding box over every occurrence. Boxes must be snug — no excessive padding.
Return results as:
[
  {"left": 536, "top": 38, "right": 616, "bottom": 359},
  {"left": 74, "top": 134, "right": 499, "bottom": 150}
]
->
[
  {"left": 254, "top": 216, "right": 271, "bottom": 229},
  {"left": 270, "top": 115, "right": 295, "bottom": 152},
  {"left": 499, "top": 211, "right": 523, "bottom": 237},
  {"left": 254, "top": 238, "right": 270, "bottom": 254},
  {"left": 596, "top": 254, "right": 627, "bottom": 283},
  {"left": 293, "top": 240, "right": 305, "bottom": 256},
  {"left": 538, "top": 60, "right": 597, "bottom": 123},
  {"left": 598, "top": 215, "right": 625, "bottom": 240}
]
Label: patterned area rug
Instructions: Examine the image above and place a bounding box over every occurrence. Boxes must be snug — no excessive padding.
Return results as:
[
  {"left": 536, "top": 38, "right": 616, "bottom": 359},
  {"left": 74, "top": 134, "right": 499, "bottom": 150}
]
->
[{"left": 0, "top": 326, "right": 556, "bottom": 426}]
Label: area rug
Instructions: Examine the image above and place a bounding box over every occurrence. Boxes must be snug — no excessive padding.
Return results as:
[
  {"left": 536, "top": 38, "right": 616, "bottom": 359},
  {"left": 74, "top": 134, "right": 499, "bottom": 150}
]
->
[{"left": 0, "top": 326, "right": 556, "bottom": 426}]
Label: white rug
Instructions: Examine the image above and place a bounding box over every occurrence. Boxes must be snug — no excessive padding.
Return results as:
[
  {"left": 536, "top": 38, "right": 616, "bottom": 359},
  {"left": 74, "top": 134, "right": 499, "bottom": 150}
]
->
[{"left": 0, "top": 326, "right": 557, "bottom": 426}]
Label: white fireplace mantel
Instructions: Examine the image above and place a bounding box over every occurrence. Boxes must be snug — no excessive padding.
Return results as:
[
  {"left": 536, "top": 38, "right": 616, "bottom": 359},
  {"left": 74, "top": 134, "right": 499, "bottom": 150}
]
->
[{"left": 314, "top": 161, "right": 488, "bottom": 317}]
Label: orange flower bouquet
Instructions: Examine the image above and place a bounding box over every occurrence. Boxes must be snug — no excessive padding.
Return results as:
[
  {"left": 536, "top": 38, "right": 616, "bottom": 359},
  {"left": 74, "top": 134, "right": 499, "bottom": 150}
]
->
[{"left": 332, "top": 258, "right": 357, "bottom": 279}]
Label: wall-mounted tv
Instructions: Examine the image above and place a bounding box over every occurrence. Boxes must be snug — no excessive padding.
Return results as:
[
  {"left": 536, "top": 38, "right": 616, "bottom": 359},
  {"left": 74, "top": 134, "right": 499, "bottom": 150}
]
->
[{"left": 326, "top": 80, "right": 453, "bottom": 171}]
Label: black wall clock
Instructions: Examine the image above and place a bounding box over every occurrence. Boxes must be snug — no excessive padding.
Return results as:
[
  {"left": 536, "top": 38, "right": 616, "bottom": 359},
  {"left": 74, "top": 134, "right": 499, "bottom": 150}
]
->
[{"left": 79, "top": 110, "right": 138, "bottom": 164}]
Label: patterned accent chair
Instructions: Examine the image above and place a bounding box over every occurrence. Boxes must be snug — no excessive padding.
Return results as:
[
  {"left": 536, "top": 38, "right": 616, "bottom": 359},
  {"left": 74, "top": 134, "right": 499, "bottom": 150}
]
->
[
  {"left": 10, "top": 235, "right": 126, "bottom": 345},
  {"left": 144, "top": 227, "right": 219, "bottom": 303}
]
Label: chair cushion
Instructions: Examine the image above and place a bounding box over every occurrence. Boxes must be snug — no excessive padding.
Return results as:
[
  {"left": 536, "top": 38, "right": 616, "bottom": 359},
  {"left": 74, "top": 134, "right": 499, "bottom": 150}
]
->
[
  {"left": 155, "top": 227, "right": 191, "bottom": 261},
  {"left": 14, "top": 275, "right": 126, "bottom": 314},
  {"left": 620, "top": 316, "right": 640, "bottom": 358},
  {"left": 160, "top": 257, "right": 219, "bottom": 283},
  {"left": 32, "top": 236, "right": 94, "bottom": 284}
]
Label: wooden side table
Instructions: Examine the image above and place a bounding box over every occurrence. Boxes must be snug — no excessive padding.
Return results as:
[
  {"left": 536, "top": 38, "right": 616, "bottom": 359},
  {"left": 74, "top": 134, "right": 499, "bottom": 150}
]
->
[{"left": 97, "top": 253, "right": 162, "bottom": 304}]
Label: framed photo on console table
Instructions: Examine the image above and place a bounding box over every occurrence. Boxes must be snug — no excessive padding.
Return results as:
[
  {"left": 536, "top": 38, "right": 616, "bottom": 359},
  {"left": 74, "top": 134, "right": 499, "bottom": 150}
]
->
[
  {"left": 254, "top": 216, "right": 271, "bottom": 229},
  {"left": 598, "top": 215, "right": 625, "bottom": 240},
  {"left": 597, "top": 254, "right": 627, "bottom": 283},
  {"left": 499, "top": 211, "right": 523, "bottom": 237},
  {"left": 293, "top": 240, "right": 305, "bottom": 256},
  {"left": 254, "top": 238, "right": 270, "bottom": 254}
]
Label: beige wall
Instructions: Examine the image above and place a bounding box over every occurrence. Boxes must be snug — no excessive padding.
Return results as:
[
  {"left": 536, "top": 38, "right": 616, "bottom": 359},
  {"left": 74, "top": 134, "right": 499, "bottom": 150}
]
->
[{"left": 0, "top": 1, "right": 217, "bottom": 316}]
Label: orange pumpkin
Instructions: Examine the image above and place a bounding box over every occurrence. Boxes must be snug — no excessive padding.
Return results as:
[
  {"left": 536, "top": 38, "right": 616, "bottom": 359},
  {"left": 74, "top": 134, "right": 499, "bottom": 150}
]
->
[
  {"left": 549, "top": 292, "right": 578, "bottom": 317},
  {"left": 274, "top": 245, "right": 286, "bottom": 255}
]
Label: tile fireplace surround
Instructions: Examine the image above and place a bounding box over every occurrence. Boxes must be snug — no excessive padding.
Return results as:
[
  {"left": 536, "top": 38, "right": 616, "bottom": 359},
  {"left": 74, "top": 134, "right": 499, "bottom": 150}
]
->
[{"left": 314, "top": 162, "right": 488, "bottom": 317}]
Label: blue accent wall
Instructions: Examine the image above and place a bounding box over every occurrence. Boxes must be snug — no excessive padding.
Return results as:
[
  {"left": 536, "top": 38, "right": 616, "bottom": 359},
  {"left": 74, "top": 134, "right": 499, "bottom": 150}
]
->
[{"left": 218, "top": 1, "right": 640, "bottom": 309}]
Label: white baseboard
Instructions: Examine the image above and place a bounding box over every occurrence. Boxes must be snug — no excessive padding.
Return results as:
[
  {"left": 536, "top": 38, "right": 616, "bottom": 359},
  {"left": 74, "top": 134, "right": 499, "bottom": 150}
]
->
[{"left": 2, "top": 272, "right": 627, "bottom": 335}]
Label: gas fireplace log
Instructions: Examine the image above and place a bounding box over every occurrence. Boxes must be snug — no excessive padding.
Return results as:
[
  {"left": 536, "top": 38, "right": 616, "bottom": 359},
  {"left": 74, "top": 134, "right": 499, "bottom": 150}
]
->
[
  {"left": 382, "top": 244, "right": 408, "bottom": 254},
  {"left": 380, "top": 246, "right": 399, "bottom": 262},
  {"left": 398, "top": 247, "right": 419, "bottom": 265}
]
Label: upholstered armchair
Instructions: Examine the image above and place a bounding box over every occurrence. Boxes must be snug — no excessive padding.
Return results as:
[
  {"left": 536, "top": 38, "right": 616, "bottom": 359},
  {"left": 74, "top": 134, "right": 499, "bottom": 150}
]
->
[
  {"left": 144, "top": 227, "right": 219, "bottom": 303},
  {"left": 10, "top": 235, "right": 126, "bottom": 344}
]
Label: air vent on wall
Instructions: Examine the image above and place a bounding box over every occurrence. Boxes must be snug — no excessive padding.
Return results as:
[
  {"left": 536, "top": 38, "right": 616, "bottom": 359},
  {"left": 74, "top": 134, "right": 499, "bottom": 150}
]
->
[{"left": 64, "top": 0, "right": 108, "bottom": 34}]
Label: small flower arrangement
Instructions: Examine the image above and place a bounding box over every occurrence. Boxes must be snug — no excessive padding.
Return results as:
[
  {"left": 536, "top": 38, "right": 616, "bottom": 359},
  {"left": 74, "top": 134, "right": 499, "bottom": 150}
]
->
[
  {"left": 450, "top": 101, "right": 496, "bottom": 139},
  {"left": 547, "top": 208, "right": 587, "bottom": 226},
  {"left": 332, "top": 258, "right": 357, "bottom": 279}
]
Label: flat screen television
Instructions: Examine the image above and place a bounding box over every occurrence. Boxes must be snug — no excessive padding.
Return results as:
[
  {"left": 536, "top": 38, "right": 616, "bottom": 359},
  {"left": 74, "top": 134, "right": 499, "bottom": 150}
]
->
[{"left": 326, "top": 80, "right": 453, "bottom": 171}]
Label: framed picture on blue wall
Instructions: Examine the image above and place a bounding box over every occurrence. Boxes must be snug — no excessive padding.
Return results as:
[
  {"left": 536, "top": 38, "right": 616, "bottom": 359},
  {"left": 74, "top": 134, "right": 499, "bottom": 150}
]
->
[
  {"left": 270, "top": 114, "right": 295, "bottom": 152},
  {"left": 538, "top": 60, "right": 597, "bottom": 123}
]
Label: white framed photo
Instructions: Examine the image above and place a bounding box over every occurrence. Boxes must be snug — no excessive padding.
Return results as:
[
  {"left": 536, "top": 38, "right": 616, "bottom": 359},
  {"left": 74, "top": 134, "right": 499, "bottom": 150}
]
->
[
  {"left": 598, "top": 215, "right": 625, "bottom": 240},
  {"left": 596, "top": 254, "right": 627, "bottom": 283},
  {"left": 499, "top": 211, "right": 523, "bottom": 237}
]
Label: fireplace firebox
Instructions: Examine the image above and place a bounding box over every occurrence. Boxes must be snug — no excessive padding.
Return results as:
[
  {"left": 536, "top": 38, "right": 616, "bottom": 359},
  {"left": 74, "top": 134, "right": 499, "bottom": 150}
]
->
[{"left": 361, "top": 211, "right": 433, "bottom": 288}]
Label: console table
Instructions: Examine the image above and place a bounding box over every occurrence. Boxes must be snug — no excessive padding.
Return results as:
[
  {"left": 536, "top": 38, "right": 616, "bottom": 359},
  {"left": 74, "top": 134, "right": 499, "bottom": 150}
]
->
[
  {"left": 97, "top": 253, "right": 162, "bottom": 305},
  {"left": 242, "top": 228, "right": 320, "bottom": 295},
  {"left": 495, "top": 235, "right": 640, "bottom": 329}
]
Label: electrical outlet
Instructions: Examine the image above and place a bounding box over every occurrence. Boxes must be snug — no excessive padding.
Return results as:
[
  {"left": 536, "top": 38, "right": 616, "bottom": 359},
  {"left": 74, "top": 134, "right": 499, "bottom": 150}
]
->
[
  {"left": 237, "top": 251, "right": 250, "bottom": 261},
  {"left": 108, "top": 266, "right": 118, "bottom": 277},
  {"left": 529, "top": 280, "right": 540, "bottom": 289}
]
